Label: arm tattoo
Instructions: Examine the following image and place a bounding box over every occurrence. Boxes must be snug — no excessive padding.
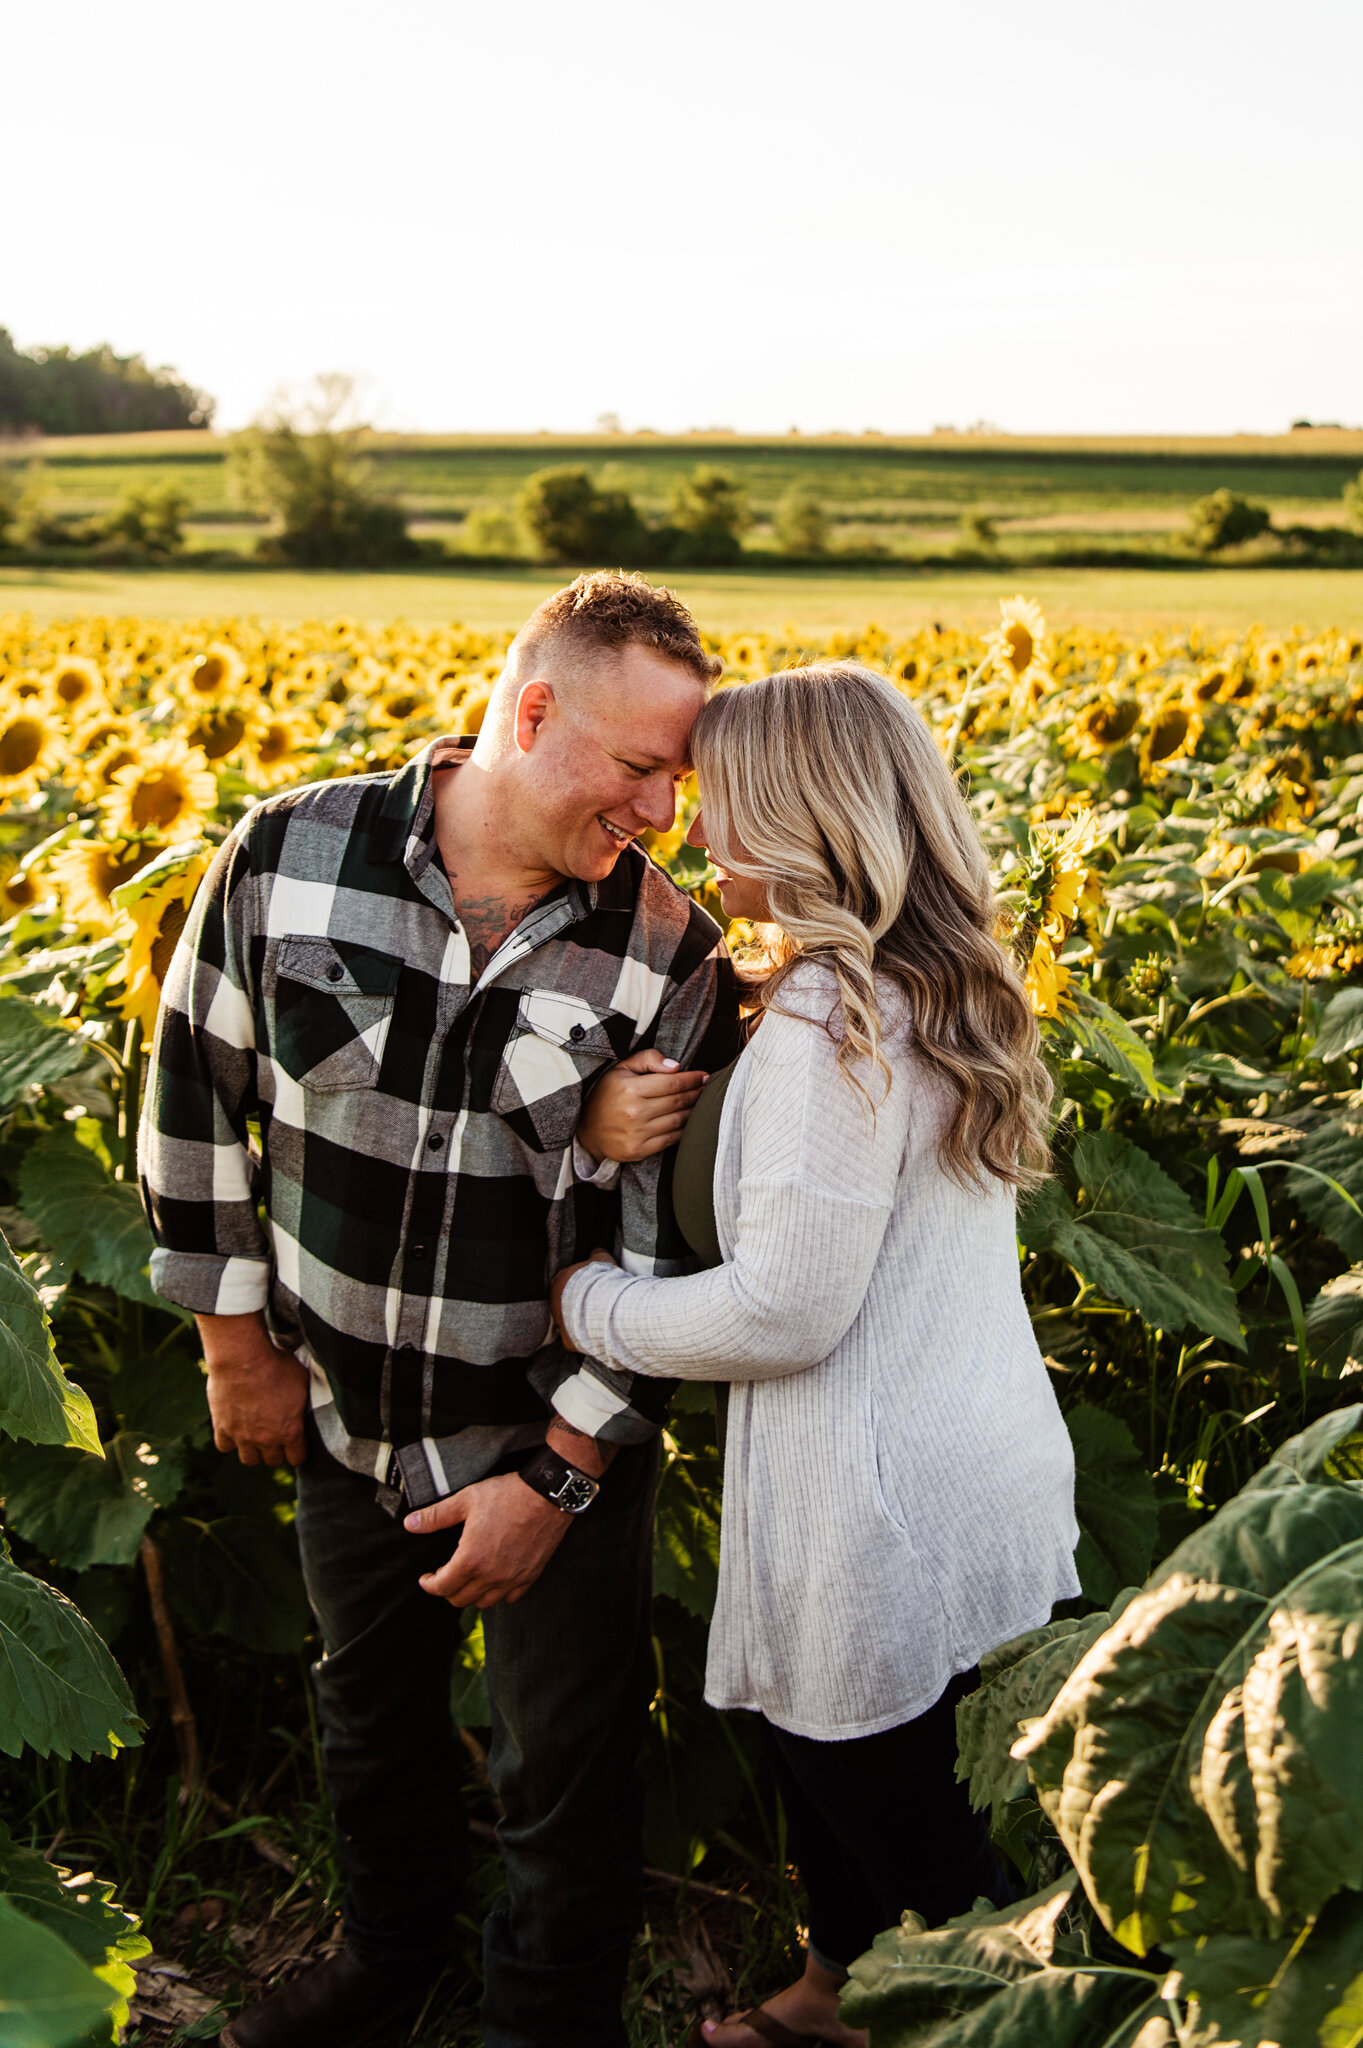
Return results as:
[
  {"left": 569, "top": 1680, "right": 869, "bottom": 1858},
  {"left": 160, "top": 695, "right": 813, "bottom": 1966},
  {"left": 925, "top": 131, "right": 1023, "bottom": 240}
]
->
[{"left": 549, "top": 1416, "right": 619, "bottom": 1469}]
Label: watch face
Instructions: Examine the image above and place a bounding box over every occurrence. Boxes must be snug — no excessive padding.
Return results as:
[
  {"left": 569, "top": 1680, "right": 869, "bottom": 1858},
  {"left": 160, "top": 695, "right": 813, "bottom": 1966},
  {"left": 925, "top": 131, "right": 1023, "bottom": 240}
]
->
[{"left": 552, "top": 1472, "right": 598, "bottom": 1513}]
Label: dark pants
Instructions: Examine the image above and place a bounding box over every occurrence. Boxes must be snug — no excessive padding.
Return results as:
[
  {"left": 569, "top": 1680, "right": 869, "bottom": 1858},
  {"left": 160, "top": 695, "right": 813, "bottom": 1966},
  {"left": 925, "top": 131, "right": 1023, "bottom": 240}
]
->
[
  {"left": 293, "top": 1417, "right": 659, "bottom": 2048},
  {"left": 763, "top": 1667, "right": 1010, "bottom": 1972}
]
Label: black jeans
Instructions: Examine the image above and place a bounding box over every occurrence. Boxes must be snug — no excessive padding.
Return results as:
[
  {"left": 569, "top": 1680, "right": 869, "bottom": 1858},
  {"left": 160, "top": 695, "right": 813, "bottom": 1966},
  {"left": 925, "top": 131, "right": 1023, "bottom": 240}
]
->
[
  {"left": 763, "top": 1667, "right": 1010, "bottom": 1972},
  {"left": 293, "top": 1416, "right": 659, "bottom": 2048}
]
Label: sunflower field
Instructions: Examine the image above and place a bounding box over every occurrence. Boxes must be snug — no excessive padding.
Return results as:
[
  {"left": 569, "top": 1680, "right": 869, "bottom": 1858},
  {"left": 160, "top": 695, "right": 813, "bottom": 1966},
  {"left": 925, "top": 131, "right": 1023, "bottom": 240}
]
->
[{"left": 4, "top": 599, "right": 1363, "bottom": 2045}]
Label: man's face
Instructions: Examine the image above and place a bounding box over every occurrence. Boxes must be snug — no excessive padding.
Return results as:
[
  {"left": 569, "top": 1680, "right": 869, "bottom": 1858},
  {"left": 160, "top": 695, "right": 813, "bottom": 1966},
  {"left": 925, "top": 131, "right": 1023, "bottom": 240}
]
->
[{"left": 520, "top": 644, "right": 706, "bottom": 882}]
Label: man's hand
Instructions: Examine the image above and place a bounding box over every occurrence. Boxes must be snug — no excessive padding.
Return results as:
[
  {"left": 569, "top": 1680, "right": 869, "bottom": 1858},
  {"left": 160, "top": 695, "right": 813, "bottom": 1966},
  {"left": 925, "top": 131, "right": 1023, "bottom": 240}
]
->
[
  {"left": 404, "top": 1473, "right": 573, "bottom": 1608},
  {"left": 197, "top": 1312, "right": 309, "bottom": 1468},
  {"left": 550, "top": 1248, "right": 618, "bottom": 1352},
  {"left": 577, "top": 1049, "right": 707, "bottom": 1164}
]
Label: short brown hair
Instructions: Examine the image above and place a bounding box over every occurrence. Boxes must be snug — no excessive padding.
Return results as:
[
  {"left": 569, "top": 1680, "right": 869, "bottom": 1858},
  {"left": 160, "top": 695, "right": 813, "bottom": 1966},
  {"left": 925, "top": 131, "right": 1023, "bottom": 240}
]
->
[{"left": 516, "top": 571, "right": 721, "bottom": 687}]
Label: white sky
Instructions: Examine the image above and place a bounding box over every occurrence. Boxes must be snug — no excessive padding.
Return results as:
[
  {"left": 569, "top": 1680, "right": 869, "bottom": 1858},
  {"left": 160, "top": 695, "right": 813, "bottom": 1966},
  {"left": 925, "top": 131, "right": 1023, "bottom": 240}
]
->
[{"left": 6, "top": 0, "right": 1360, "bottom": 435}]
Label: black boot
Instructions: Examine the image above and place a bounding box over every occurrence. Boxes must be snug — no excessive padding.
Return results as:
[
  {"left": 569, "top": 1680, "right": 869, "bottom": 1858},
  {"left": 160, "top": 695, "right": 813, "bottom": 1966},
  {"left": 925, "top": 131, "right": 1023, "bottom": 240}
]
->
[{"left": 219, "top": 1952, "right": 431, "bottom": 2048}]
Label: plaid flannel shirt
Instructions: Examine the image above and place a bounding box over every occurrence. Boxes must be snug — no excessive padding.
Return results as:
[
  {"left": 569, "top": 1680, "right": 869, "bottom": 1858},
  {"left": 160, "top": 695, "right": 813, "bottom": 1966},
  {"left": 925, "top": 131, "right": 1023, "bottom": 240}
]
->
[{"left": 139, "top": 736, "right": 736, "bottom": 1507}]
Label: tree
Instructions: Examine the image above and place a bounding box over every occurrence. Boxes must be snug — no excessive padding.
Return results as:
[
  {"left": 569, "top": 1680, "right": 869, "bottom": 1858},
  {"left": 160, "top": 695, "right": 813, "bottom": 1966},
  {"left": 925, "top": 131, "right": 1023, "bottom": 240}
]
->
[
  {"left": 1187, "top": 489, "right": 1272, "bottom": 554},
  {"left": 958, "top": 509, "right": 999, "bottom": 552},
  {"left": 0, "top": 326, "right": 212, "bottom": 434},
  {"left": 101, "top": 481, "right": 190, "bottom": 559},
  {"left": 229, "top": 377, "right": 417, "bottom": 568},
  {"left": 773, "top": 484, "right": 829, "bottom": 555},
  {"left": 517, "top": 466, "right": 650, "bottom": 564},
  {"left": 668, "top": 466, "right": 749, "bottom": 565}
]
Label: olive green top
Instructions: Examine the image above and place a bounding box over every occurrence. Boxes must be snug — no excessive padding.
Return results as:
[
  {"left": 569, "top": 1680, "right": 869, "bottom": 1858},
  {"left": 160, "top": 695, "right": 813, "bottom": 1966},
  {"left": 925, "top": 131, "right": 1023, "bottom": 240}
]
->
[{"left": 670, "top": 1056, "right": 739, "bottom": 1268}]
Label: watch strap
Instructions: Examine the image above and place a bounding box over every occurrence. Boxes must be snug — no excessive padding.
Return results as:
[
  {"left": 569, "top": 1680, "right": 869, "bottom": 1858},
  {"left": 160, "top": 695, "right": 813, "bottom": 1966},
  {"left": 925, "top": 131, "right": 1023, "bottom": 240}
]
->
[{"left": 520, "top": 1444, "right": 600, "bottom": 1514}]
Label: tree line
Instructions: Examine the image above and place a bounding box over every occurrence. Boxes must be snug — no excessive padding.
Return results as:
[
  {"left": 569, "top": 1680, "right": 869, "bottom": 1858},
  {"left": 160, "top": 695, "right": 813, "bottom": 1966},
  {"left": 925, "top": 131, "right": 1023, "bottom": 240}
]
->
[{"left": 0, "top": 327, "right": 213, "bottom": 436}]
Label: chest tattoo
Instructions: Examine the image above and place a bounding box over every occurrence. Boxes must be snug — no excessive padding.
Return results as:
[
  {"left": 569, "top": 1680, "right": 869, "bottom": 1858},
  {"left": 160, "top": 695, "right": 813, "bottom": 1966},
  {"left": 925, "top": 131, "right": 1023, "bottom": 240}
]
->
[{"left": 451, "top": 882, "right": 551, "bottom": 976}]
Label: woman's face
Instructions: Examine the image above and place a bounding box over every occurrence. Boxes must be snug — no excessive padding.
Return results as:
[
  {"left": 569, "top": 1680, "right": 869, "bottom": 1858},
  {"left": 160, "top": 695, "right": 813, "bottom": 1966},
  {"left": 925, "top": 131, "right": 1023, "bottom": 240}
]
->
[{"left": 686, "top": 803, "right": 772, "bottom": 922}]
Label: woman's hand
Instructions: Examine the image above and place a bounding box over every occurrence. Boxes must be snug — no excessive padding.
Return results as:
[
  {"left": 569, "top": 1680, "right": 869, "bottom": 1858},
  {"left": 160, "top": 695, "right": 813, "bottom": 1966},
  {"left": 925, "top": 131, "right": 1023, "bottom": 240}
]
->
[
  {"left": 551, "top": 1248, "right": 618, "bottom": 1351},
  {"left": 578, "top": 1049, "right": 708, "bottom": 1164}
]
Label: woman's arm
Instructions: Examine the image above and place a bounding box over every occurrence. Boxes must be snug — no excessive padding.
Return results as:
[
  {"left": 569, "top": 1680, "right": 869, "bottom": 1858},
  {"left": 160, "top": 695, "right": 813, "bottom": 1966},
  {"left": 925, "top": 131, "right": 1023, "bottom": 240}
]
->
[{"left": 558, "top": 1005, "right": 907, "bottom": 1382}]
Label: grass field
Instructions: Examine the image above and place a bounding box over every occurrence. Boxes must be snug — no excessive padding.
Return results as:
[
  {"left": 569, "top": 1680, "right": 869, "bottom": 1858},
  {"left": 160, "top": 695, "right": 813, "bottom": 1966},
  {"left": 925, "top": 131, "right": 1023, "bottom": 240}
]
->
[
  {"left": 3, "top": 560, "right": 1363, "bottom": 635},
  {"left": 11, "top": 427, "right": 1363, "bottom": 557}
]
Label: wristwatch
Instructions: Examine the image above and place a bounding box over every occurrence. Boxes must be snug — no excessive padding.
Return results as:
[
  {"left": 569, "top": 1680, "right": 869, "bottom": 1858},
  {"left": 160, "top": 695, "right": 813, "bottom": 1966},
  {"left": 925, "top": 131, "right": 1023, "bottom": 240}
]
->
[{"left": 519, "top": 1445, "right": 600, "bottom": 1514}]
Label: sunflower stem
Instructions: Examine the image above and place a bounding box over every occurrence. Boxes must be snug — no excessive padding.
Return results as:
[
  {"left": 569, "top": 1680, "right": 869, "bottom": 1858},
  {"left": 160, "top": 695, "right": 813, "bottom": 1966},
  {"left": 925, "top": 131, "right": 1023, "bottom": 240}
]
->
[{"left": 943, "top": 654, "right": 992, "bottom": 771}]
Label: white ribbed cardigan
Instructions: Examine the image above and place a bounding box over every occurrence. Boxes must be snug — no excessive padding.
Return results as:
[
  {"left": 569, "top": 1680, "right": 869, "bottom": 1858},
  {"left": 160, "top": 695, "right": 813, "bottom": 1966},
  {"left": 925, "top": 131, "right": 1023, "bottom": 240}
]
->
[{"left": 561, "top": 965, "right": 1080, "bottom": 1740}]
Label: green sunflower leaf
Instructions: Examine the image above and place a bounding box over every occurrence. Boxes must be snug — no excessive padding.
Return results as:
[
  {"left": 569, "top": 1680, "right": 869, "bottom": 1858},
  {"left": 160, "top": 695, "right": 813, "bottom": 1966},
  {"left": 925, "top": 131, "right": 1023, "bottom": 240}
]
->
[
  {"left": 0, "top": 1231, "right": 99, "bottom": 1455},
  {"left": 18, "top": 1124, "right": 161, "bottom": 1310},
  {"left": 0, "top": 1552, "right": 142, "bottom": 1760}
]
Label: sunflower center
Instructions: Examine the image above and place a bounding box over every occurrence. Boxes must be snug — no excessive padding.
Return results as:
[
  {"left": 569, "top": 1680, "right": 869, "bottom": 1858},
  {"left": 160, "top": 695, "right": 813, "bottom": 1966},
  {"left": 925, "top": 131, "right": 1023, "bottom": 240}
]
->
[
  {"left": 0, "top": 718, "right": 45, "bottom": 777},
  {"left": 99, "top": 747, "right": 138, "bottom": 788},
  {"left": 151, "top": 898, "right": 192, "bottom": 985},
  {"left": 4, "top": 873, "right": 36, "bottom": 909},
  {"left": 1148, "top": 708, "right": 1190, "bottom": 761},
  {"left": 190, "top": 709, "right": 248, "bottom": 760},
  {"left": 97, "top": 850, "right": 149, "bottom": 903},
  {"left": 1005, "top": 623, "right": 1034, "bottom": 674},
  {"left": 190, "top": 655, "right": 227, "bottom": 694},
  {"left": 131, "top": 769, "right": 190, "bottom": 832},
  {"left": 258, "top": 724, "right": 291, "bottom": 765},
  {"left": 54, "top": 669, "right": 94, "bottom": 704}
]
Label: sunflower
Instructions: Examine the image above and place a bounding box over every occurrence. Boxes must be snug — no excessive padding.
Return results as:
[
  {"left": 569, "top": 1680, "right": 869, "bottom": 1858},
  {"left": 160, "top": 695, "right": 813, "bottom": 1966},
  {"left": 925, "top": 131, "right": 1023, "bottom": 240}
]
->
[
  {"left": 1190, "top": 663, "right": 1229, "bottom": 703},
  {"left": 1068, "top": 695, "right": 1140, "bottom": 757},
  {"left": 1296, "top": 644, "right": 1327, "bottom": 683},
  {"left": 1286, "top": 915, "right": 1363, "bottom": 979},
  {"left": 46, "top": 653, "right": 108, "bottom": 720},
  {"left": 0, "top": 852, "right": 46, "bottom": 919},
  {"left": 1035, "top": 809, "right": 1107, "bottom": 936},
  {"left": 0, "top": 698, "right": 63, "bottom": 795},
  {"left": 458, "top": 688, "right": 492, "bottom": 736},
  {"left": 1023, "top": 931, "right": 1071, "bottom": 1019},
  {"left": 722, "top": 637, "right": 762, "bottom": 673},
  {"left": 369, "top": 681, "right": 434, "bottom": 729},
  {"left": 249, "top": 713, "right": 316, "bottom": 789},
  {"left": 180, "top": 643, "right": 248, "bottom": 700},
  {"left": 101, "top": 736, "right": 218, "bottom": 841},
  {"left": 109, "top": 841, "right": 213, "bottom": 1032},
  {"left": 186, "top": 699, "right": 258, "bottom": 764},
  {"left": 986, "top": 595, "right": 1050, "bottom": 723},
  {"left": 1257, "top": 641, "right": 1287, "bottom": 685},
  {"left": 1139, "top": 701, "right": 1201, "bottom": 777},
  {"left": 49, "top": 836, "right": 154, "bottom": 932},
  {"left": 85, "top": 734, "right": 145, "bottom": 799}
]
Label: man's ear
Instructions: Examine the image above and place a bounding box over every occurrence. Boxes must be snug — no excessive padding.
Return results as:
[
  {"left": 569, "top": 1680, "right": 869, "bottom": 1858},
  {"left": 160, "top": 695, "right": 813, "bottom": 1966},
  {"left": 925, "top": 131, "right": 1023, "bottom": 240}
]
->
[{"left": 513, "top": 681, "right": 554, "bottom": 755}]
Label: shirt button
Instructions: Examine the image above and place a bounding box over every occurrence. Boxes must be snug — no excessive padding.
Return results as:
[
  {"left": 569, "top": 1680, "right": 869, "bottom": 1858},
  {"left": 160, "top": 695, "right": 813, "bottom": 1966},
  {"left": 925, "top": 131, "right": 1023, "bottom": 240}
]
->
[
  {"left": 395, "top": 1344, "right": 420, "bottom": 1361},
  {"left": 411, "top": 1243, "right": 430, "bottom": 1261},
  {"left": 426, "top": 1132, "right": 445, "bottom": 1152},
  {"left": 569, "top": 1023, "right": 586, "bottom": 1042},
  {"left": 327, "top": 963, "right": 344, "bottom": 982}
]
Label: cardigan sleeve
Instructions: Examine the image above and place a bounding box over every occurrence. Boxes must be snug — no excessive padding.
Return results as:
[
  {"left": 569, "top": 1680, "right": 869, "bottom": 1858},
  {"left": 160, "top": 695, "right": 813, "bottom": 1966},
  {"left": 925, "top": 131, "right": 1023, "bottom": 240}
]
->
[{"left": 558, "top": 996, "right": 908, "bottom": 1382}]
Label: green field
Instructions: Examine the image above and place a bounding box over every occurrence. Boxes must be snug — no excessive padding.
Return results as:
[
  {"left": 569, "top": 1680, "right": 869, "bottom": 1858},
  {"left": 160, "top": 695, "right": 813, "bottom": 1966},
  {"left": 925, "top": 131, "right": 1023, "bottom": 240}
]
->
[
  {"left": 3, "top": 559, "right": 1362, "bottom": 636},
  {"left": 12, "top": 427, "right": 1363, "bottom": 558}
]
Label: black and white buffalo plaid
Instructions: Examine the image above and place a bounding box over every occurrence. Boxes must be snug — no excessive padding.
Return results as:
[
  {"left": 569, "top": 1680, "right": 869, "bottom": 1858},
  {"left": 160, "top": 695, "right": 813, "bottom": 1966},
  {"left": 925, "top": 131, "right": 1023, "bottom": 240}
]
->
[{"left": 139, "top": 736, "right": 736, "bottom": 1506}]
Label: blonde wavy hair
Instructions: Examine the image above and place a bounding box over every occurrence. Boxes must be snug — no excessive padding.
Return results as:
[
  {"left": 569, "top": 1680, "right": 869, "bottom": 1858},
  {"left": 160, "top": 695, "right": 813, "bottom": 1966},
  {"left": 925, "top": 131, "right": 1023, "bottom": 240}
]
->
[{"left": 689, "top": 662, "right": 1052, "bottom": 1191}]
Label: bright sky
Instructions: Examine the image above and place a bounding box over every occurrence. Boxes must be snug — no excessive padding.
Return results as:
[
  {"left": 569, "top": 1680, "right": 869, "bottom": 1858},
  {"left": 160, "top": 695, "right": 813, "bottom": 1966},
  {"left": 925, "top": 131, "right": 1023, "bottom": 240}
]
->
[{"left": 7, "top": 0, "right": 1360, "bottom": 436}]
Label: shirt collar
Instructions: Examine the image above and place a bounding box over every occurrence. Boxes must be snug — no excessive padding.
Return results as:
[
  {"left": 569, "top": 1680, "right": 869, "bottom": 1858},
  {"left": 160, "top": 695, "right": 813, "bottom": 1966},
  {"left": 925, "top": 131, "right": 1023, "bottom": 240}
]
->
[{"left": 371, "top": 733, "right": 600, "bottom": 923}]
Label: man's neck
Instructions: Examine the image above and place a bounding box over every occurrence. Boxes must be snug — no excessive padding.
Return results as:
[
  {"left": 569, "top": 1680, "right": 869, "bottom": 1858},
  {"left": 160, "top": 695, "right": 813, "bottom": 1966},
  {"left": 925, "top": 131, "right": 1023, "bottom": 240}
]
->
[{"left": 431, "top": 742, "right": 563, "bottom": 978}]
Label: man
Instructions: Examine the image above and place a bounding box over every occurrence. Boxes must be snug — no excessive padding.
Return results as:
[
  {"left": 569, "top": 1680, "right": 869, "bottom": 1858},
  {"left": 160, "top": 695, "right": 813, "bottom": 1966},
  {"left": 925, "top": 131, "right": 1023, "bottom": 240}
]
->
[{"left": 139, "top": 572, "right": 738, "bottom": 2048}]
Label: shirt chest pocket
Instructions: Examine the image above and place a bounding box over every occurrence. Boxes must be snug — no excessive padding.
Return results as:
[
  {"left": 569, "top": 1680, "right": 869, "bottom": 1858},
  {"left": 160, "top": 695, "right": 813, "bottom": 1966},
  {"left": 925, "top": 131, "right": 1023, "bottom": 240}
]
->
[
  {"left": 273, "top": 935, "right": 402, "bottom": 1092},
  {"left": 491, "top": 989, "right": 619, "bottom": 1151}
]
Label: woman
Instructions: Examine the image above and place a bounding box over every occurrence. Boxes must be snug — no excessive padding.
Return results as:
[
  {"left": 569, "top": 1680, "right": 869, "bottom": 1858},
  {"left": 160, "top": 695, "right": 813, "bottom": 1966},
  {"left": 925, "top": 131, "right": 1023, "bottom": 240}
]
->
[{"left": 556, "top": 663, "right": 1079, "bottom": 2048}]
